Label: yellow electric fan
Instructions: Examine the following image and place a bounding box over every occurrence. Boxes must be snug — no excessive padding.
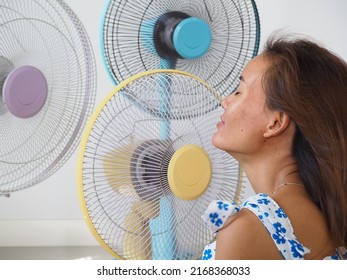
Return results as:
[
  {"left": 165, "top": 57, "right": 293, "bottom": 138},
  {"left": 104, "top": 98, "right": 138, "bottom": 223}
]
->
[{"left": 77, "top": 69, "right": 246, "bottom": 260}]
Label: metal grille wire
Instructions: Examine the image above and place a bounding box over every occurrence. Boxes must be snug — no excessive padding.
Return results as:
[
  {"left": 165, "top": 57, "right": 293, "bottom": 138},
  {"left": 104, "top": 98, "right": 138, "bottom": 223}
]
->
[
  {"left": 0, "top": 0, "right": 97, "bottom": 195},
  {"left": 79, "top": 71, "right": 247, "bottom": 260}
]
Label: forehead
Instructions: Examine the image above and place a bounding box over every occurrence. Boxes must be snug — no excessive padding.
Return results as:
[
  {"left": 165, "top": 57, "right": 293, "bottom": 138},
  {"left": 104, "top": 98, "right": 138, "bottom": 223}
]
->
[
  {"left": 241, "top": 55, "right": 270, "bottom": 108},
  {"left": 241, "top": 55, "right": 268, "bottom": 86}
]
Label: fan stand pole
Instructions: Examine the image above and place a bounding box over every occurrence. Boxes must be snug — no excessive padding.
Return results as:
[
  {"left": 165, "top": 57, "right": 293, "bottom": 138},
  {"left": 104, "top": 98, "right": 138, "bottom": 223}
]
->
[
  {"left": 149, "top": 59, "right": 178, "bottom": 259},
  {"left": 148, "top": 16, "right": 211, "bottom": 258}
]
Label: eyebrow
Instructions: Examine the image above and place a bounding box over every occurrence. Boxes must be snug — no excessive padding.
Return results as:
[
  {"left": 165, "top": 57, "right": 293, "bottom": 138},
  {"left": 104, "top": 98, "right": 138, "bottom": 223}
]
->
[{"left": 240, "top": 75, "right": 245, "bottom": 83}]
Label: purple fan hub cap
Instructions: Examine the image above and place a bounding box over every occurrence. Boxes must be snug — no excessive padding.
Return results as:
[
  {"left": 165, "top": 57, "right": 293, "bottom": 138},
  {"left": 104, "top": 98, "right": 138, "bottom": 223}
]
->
[{"left": 3, "top": 65, "right": 48, "bottom": 118}]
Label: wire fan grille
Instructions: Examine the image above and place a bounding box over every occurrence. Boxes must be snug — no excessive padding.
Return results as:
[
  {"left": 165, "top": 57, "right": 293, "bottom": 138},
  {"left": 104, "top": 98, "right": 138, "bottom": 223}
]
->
[
  {"left": 0, "top": 0, "right": 96, "bottom": 194},
  {"left": 103, "top": 0, "right": 260, "bottom": 97},
  {"left": 79, "top": 71, "right": 245, "bottom": 260}
]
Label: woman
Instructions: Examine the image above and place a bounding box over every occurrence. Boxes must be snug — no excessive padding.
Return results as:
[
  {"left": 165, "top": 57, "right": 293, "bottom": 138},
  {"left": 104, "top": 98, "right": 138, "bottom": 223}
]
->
[{"left": 202, "top": 34, "right": 347, "bottom": 260}]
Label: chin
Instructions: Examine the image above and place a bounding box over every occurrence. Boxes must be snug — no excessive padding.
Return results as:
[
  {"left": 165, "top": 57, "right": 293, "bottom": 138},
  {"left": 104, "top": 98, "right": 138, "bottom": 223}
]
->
[
  {"left": 212, "top": 135, "right": 239, "bottom": 157},
  {"left": 211, "top": 135, "right": 226, "bottom": 151},
  {"left": 211, "top": 133, "right": 219, "bottom": 147}
]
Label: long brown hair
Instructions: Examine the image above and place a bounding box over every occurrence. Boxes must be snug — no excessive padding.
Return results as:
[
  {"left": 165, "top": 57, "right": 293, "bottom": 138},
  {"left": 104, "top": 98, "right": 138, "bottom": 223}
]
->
[{"left": 262, "top": 34, "right": 347, "bottom": 248}]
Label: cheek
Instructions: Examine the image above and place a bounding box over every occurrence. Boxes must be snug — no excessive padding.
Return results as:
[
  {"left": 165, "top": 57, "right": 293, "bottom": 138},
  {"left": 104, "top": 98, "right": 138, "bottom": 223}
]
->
[
  {"left": 212, "top": 96, "right": 268, "bottom": 151},
  {"left": 224, "top": 106, "right": 251, "bottom": 133},
  {"left": 211, "top": 115, "right": 244, "bottom": 150},
  {"left": 213, "top": 111, "right": 265, "bottom": 149}
]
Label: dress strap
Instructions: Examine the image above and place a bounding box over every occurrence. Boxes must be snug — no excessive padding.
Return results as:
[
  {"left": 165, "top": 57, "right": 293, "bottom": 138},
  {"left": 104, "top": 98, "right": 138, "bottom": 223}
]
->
[
  {"left": 242, "top": 193, "right": 310, "bottom": 259},
  {"left": 201, "top": 200, "right": 240, "bottom": 236},
  {"left": 201, "top": 200, "right": 240, "bottom": 260}
]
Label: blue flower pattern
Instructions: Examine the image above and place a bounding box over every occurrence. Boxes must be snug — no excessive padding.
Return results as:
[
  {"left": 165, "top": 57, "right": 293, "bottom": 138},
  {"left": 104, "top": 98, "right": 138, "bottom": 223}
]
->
[
  {"left": 272, "top": 222, "right": 287, "bottom": 244},
  {"left": 202, "top": 249, "right": 213, "bottom": 260},
  {"left": 257, "top": 198, "right": 270, "bottom": 205},
  {"left": 209, "top": 212, "right": 223, "bottom": 227},
  {"left": 201, "top": 193, "right": 344, "bottom": 260},
  {"left": 288, "top": 240, "right": 306, "bottom": 258},
  {"left": 248, "top": 203, "right": 258, "bottom": 208},
  {"left": 275, "top": 208, "right": 287, "bottom": 218},
  {"left": 217, "top": 201, "right": 229, "bottom": 211}
]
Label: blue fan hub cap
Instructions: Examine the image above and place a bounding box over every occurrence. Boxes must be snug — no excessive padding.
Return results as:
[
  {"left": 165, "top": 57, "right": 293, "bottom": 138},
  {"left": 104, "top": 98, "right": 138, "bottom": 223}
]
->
[{"left": 173, "top": 17, "right": 212, "bottom": 59}]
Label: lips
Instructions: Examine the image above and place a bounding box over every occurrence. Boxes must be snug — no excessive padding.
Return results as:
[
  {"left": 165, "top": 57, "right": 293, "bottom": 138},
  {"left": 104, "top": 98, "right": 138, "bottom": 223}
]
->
[{"left": 216, "top": 116, "right": 225, "bottom": 128}]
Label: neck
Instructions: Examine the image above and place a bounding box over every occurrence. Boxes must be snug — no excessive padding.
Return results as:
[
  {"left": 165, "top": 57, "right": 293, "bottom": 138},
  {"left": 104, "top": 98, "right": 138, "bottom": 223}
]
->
[{"left": 233, "top": 149, "right": 302, "bottom": 196}]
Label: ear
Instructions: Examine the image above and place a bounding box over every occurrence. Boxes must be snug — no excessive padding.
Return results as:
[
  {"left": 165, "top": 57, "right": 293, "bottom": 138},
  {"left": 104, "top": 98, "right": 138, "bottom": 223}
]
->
[{"left": 263, "top": 111, "right": 291, "bottom": 138}]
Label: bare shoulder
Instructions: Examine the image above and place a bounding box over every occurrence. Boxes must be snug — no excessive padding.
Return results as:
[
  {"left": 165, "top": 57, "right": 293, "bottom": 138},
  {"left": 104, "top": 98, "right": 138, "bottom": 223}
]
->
[{"left": 215, "top": 208, "right": 283, "bottom": 260}]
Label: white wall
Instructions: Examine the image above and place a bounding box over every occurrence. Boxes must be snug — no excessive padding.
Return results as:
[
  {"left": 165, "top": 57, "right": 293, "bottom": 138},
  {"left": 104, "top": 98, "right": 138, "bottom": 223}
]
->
[{"left": 0, "top": 0, "right": 346, "bottom": 247}]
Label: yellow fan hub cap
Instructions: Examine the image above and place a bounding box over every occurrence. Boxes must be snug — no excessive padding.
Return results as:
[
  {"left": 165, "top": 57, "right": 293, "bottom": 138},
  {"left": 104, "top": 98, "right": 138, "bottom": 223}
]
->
[{"left": 168, "top": 144, "right": 211, "bottom": 200}]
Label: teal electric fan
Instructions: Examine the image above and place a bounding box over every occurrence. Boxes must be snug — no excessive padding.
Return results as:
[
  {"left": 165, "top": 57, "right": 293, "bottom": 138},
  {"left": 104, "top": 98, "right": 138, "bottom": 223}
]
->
[{"left": 102, "top": 0, "right": 260, "bottom": 97}]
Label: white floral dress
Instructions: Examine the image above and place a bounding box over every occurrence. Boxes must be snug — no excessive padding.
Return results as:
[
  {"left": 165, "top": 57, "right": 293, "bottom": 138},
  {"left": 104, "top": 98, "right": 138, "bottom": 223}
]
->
[{"left": 201, "top": 193, "right": 345, "bottom": 260}]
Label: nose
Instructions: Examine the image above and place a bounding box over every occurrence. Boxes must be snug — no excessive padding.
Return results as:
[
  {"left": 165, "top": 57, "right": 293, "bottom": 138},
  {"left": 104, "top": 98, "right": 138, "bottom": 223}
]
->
[{"left": 221, "top": 95, "right": 231, "bottom": 109}]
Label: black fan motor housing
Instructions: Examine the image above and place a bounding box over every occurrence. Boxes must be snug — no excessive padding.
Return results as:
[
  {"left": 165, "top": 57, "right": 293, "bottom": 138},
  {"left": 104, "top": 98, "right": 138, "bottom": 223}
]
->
[
  {"left": 130, "top": 140, "right": 174, "bottom": 201},
  {"left": 153, "top": 11, "right": 190, "bottom": 60}
]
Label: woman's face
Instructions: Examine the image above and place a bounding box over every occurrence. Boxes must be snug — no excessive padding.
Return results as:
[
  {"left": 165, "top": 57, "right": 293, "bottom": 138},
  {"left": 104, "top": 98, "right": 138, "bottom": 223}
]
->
[{"left": 212, "top": 55, "right": 273, "bottom": 157}]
